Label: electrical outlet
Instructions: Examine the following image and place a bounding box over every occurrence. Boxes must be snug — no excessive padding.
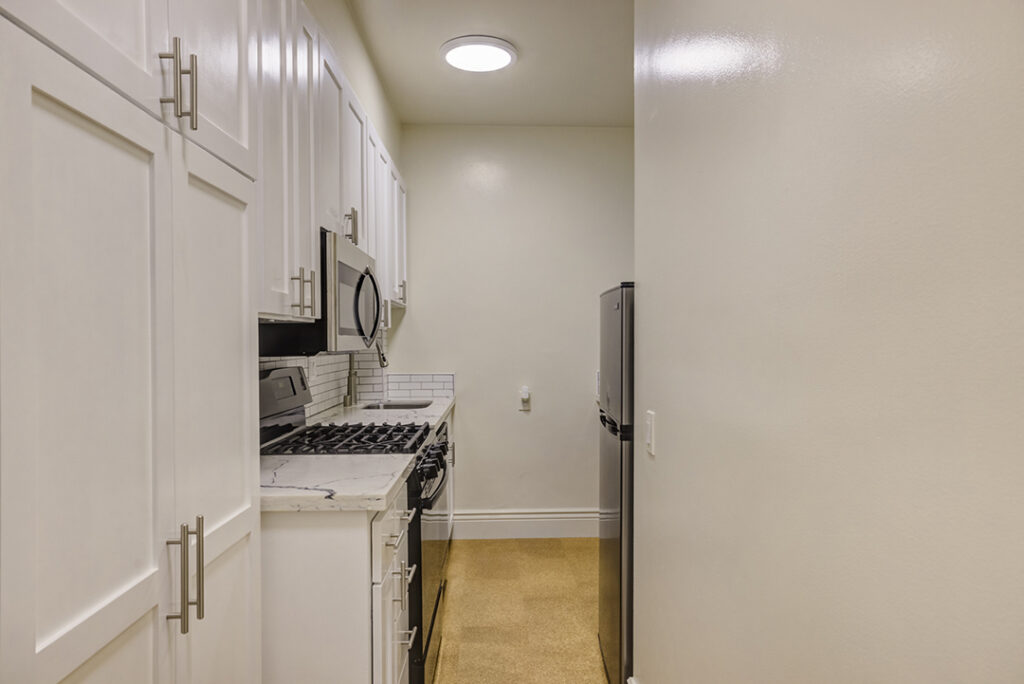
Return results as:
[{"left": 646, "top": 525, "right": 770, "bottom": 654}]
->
[{"left": 644, "top": 410, "right": 656, "bottom": 455}]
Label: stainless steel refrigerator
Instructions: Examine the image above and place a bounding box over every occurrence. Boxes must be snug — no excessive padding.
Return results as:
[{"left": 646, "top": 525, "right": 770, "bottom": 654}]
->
[{"left": 598, "top": 282, "right": 634, "bottom": 684}]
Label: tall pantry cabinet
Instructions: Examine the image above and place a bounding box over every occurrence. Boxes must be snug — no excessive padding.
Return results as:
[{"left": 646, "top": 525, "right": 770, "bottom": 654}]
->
[{"left": 0, "top": 8, "right": 259, "bottom": 684}]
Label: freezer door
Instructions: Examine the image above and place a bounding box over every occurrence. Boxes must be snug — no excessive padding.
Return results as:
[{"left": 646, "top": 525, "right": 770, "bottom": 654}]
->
[{"left": 600, "top": 288, "right": 623, "bottom": 423}]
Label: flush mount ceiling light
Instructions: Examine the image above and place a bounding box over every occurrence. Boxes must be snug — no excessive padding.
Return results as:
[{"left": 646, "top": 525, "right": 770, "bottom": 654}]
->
[{"left": 441, "top": 35, "right": 518, "bottom": 72}]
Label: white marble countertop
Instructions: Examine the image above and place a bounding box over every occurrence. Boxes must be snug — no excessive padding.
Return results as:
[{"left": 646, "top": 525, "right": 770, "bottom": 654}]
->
[
  {"left": 259, "top": 395, "right": 455, "bottom": 513},
  {"left": 310, "top": 395, "right": 455, "bottom": 429}
]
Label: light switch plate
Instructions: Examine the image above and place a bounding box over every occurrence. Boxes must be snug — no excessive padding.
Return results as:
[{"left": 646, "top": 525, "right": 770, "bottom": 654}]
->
[{"left": 644, "top": 410, "right": 656, "bottom": 455}]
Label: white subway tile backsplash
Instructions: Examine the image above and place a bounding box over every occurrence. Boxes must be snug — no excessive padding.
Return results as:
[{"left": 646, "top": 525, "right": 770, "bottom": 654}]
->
[
  {"left": 259, "top": 332, "right": 389, "bottom": 416},
  {"left": 385, "top": 373, "right": 455, "bottom": 400}
]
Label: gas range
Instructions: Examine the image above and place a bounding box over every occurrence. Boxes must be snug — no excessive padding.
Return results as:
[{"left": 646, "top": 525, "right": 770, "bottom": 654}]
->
[
  {"left": 258, "top": 365, "right": 453, "bottom": 684},
  {"left": 258, "top": 367, "right": 448, "bottom": 497},
  {"left": 261, "top": 422, "right": 431, "bottom": 456}
]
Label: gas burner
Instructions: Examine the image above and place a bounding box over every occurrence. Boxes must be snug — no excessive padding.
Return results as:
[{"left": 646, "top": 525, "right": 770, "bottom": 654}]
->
[{"left": 261, "top": 422, "right": 430, "bottom": 456}]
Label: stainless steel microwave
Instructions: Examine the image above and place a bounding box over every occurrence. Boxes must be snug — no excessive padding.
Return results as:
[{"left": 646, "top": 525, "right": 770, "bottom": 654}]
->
[
  {"left": 324, "top": 229, "right": 382, "bottom": 352},
  {"left": 257, "top": 229, "right": 382, "bottom": 356}
]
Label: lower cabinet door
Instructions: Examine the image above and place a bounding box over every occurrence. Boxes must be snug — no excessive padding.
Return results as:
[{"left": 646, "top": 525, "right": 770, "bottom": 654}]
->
[
  {"left": 0, "top": 20, "right": 175, "bottom": 683},
  {"left": 169, "top": 135, "right": 260, "bottom": 684}
]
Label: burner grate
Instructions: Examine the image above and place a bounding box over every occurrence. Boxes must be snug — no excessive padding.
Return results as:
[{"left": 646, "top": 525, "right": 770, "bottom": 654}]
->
[{"left": 261, "top": 422, "right": 430, "bottom": 456}]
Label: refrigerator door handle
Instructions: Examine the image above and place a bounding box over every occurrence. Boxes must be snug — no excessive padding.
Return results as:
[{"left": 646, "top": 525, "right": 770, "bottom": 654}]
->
[{"left": 600, "top": 410, "right": 620, "bottom": 436}]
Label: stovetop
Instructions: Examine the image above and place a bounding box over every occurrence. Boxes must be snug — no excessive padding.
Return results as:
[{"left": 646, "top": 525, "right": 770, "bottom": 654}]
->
[{"left": 261, "top": 422, "right": 431, "bottom": 456}]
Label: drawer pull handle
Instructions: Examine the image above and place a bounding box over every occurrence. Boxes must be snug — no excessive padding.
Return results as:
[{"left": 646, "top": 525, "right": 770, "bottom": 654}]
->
[
  {"left": 398, "top": 626, "right": 418, "bottom": 649},
  {"left": 385, "top": 529, "right": 405, "bottom": 549}
]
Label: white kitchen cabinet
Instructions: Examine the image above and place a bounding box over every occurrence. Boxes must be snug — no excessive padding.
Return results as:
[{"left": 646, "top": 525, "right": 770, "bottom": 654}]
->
[
  {"left": 168, "top": 0, "right": 258, "bottom": 177},
  {"left": 0, "top": 23, "right": 175, "bottom": 682},
  {"left": 377, "top": 164, "right": 408, "bottom": 308},
  {"left": 169, "top": 135, "right": 261, "bottom": 684},
  {"left": 258, "top": 0, "right": 319, "bottom": 321},
  {"left": 316, "top": 38, "right": 345, "bottom": 239},
  {"left": 0, "top": 21, "right": 259, "bottom": 683},
  {"left": 262, "top": 491, "right": 413, "bottom": 684},
  {"left": 342, "top": 87, "right": 369, "bottom": 253},
  {"left": 391, "top": 171, "right": 409, "bottom": 307},
  {"left": 317, "top": 35, "right": 368, "bottom": 254},
  {"left": 0, "top": 0, "right": 258, "bottom": 178},
  {"left": 365, "top": 126, "right": 382, "bottom": 263},
  {"left": 373, "top": 140, "right": 394, "bottom": 303},
  {"left": 0, "top": 0, "right": 171, "bottom": 121},
  {"left": 291, "top": 0, "right": 320, "bottom": 318}
]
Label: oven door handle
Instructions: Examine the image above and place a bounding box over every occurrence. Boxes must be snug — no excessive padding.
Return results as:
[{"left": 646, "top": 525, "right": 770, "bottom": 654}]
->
[{"left": 421, "top": 464, "right": 450, "bottom": 510}]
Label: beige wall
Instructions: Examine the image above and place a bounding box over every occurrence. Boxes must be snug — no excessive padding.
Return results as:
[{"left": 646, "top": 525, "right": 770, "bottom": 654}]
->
[
  {"left": 634, "top": 0, "right": 1024, "bottom": 681},
  {"left": 305, "top": 0, "right": 401, "bottom": 160},
  {"left": 390, "top": 125, "right": 633, "bottom": 513}
]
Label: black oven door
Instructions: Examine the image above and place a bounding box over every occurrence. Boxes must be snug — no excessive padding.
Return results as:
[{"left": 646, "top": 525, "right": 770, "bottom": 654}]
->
[{"left": 419, "top": 464, "right": 451, "bottom": 683}]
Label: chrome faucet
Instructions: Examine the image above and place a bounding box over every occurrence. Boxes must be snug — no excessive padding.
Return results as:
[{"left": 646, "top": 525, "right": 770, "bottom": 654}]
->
[{"left": 343, "top": 352, "right": 358, "bottom": 407}]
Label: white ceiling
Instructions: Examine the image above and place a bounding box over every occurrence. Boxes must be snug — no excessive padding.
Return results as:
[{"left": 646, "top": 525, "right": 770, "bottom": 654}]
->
[{"left": 346, "top": 0, "right": 634, "bottom": 127}]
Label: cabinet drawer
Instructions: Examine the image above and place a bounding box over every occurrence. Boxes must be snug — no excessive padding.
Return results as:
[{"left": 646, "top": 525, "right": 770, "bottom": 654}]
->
[{"left": 371, "top": 487, "right": 411, "bottom": 583}]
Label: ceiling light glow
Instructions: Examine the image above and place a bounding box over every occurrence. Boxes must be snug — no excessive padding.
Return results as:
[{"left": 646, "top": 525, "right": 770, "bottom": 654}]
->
[{"left": 442, "top": 36, "right": 517, "bottom": 72}]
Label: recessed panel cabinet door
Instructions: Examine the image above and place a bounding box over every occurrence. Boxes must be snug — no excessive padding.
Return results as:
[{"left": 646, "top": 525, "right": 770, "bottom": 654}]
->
[
  {"left": 316, "top": 39, "right": 345, "bottom": 238},
  {"left": 365, "top": 128, "right": 381, "bottom": 262},
  {"left": 0, "top": 0, "right": 173, "bottom": 121},
  {"left": 394, "top": 175, "right": 408, "bottom": 305},
  {"left": 292, "top": 0, "right": 320, "bottom": 318},
  {"left": 374, "top": 147, "right": 393, "bottom": 302},
  {"left": 169, "top": 137, "right": 260, "bottom": 684},
  {"left": 341, "top": 89, "right": 367, "bottom": 253},
  {"left": 258, "top": 0, "right": 295, "bottom": 318},
  {"left": 170, "top": 0, "right": 258, "bottom": 177},
  {"left": 0, "top": 21, "right": 174, "bottom": 683}
]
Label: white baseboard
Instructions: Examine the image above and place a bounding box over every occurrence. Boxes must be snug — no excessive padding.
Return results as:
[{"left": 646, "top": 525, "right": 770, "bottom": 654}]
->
[{"left": 452, "top": 508, "right": 599, "bottom": 539}]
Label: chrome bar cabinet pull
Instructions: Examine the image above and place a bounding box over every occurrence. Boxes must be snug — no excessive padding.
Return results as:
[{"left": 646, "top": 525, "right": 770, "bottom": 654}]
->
[
  {"left": 192, "top": 515, "right": 204, "bottom": 620},
  {"left": 165, "top": 516, "right": 205, "bottom": 633},
  {"left": 392, "top": 560, "right": 408, "bottom": 611},
  {"left": 185, "top": 52, "right": 198, "bottom": 131},
  {"left": 159, "top": 39, "right": 198, "bottom": 130},
  {"left": 158, "top": 37, "right": 184, "bottom": 117},
  {"left": 398, "top": 626, "right": 418, "bottom": 648},
  {"left": 291, "top": 267, "right": 306, "bottom": 313},
  {"left": 291, "top": 268, "right": 315, "bottom": 315},
  {"left": 344, "top": 207, "right": 359, "bottom": 245},
  {"left": 166, "top": 522, "right": 190, "bottom": 634},
  {"left": 384, "top": 529, "right": 405, "bottom": 549}
]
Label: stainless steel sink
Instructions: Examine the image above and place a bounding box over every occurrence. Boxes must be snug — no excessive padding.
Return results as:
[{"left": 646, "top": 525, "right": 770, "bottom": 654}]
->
[{"left": 360, "top": 400, "right": 433, "bottom": 410}]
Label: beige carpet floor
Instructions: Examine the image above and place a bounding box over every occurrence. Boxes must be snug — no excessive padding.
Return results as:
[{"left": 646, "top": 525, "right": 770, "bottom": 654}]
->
[{"left": 433, "top": 538, "right": 607, "bottom": 684}]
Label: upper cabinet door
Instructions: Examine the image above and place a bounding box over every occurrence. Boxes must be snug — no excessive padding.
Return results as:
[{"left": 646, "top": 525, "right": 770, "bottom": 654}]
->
[
  {"left": 394, "top": 174, "right": 408, "bottom": 306},
  {"left": 0, "top": 0, "right": 173, "bottom": 121},
  {"left": 387, "top": 168, "right": 408, "bottom": 306},
  {"left": 0, "top": 21, "right": 175, "bottom": 683},
  {"left": 169, "top": 0, "right": 258, "bottom": 177},
  {"left": 365, "top": 127, "right": 381, "bottom": 262},
  {"left": 292, "top": 0, "right": 320, "bottom": 318},
  {"left": 316, "top": 38, "right": 344, "bottom": 239},
  {"left": 374, "top": 147, "right": 393, "bottom": 302},
  {"left": 341, "top": 88, "right": 368, "bottom": 254},
  {"left": 258, "top": 0, "right": 319, "bottom": 321},
  {"left": 258, "top": 0, "right": 295, "bottom": 318}
]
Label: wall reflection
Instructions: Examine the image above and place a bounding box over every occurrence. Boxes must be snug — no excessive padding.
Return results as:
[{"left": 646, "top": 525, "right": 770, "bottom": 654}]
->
[{"left": 641, "top": 34, "right": 781, "bottom": 82}]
